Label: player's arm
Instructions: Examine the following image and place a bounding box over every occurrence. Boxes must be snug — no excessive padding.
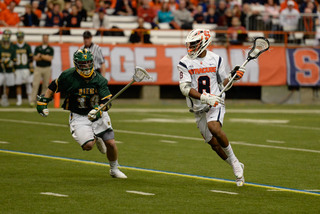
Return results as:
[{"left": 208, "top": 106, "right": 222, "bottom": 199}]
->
[
  {"left": 36, "top": 79, "right": 58, "bottom": 117},
  {"left": 40, "top": 54, "right": 53, "bottom": 62}
]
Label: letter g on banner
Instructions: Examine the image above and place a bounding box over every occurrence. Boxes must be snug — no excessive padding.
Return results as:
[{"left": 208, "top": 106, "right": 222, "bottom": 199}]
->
[{"left": 287, "top": 48, "right": 320, "bottom": 86}]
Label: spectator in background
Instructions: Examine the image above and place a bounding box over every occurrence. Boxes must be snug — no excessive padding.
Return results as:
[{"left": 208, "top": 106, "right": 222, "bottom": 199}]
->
[
  {"left": 138, "top": 0, "right": 157, "bottom": 28},
  {"left": 83, "top": 0, "right": 95, "bottom": 17},
  {"left": 216, "top": 0, "right": 227, "bottom": 18},
  {"left": 62, "top": 1, "right": 71, "bottom": 21},
  {"left": 32, "top": 1, "right": 42, "bottom": 20},
  {"left": 21, "top": 4, "right": 40, "bottom": 26},
  {"left": 173, "top": 0, "right": 193, "bottom": 29},
  {"left": 206, "top": 7, "right": 219, "bottom": 24},
  {"left": 64, "top": 5, "right": 82, "bottom": 34},
  {"left": 113, "top": 0, "right": 134, "bottom": 16},
  {"left": 299, "top": 7, "right": 316, "bottom": 38},
  {"left": 1, "top": 1, "right": 20, "bottom": 26},
  {"left": 129, "top": 17, "right": 152, "bottom": 44},
  {"left": 30, "top": 34, "right": 54, "bottom": 106},
  {"left": 263, "top": 0, "right": 280, "bottom": 30},
  {"left": 218, "top": 8, "right": 233, "bottom": 27},
  {"left": 157, "top": 0, "right": 174, "bottom": 24},
  {"left": 93, "top": 8, "right": 109, "bottom": 35},
  {"left": 46, "top": 1, "right": 54, "bottom": 14},
  {"left": 47, "top": 0, "right": 64, "bottom": 9},
  {"left": 193, "top": 4, "right": 205, "bottom": 24},
  {"left": 76, "top": 0, "right": 87, "bottom": 21},
  {"left": 0, "top": 1, "right": 6, "bottom": 25},
  {"left": 45, "top": 3, "right": 63, "bottom": 27},
  {"left": 279, "top": 0, "right": 300, "bottom": 31},
  {"left": 30, "top": 0, "right": 47, "bottom": 12},
  {"left": 280, "top": 0, "right": 299, "bottom": 12},
  {"left": 227, "top": 16, "right": 247, "bottom": 45},
  {"left": 4, "top": 0, "right": 20, "bottom": 6}
]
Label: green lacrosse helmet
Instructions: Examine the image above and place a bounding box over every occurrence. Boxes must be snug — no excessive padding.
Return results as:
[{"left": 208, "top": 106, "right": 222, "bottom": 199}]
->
[
  {"left": 1, "top": 35, "right": 11, "bottom": 49},
  {"left": 73, "top": 48, "right": 94, "bottom": 78},
  {"left": 16, "top": 31, "right": 25, "bottom": 42},
  {"left": 3, "top": 29, "right": 12, "bottom": 38}
]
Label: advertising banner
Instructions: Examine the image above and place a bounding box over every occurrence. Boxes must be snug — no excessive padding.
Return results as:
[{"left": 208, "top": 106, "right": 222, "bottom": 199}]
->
[{"left": 30, "top": 43, "right": 287, "bottom": 86}]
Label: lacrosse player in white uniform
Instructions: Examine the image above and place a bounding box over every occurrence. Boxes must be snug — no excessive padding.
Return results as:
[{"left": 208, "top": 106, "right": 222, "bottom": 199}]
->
[{"left": 178, "top": 29, "right": 246, "bottom": 186}]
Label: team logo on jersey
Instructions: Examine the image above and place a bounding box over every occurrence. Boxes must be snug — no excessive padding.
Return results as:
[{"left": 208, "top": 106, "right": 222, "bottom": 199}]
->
[{"left": 84, "top": 55, "right": 87, "bottom": 59}]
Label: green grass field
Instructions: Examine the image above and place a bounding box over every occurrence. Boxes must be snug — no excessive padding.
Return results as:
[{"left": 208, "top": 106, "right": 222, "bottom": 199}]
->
[{"left": 0, "top": 102, "right": 320, "bottom": 213}]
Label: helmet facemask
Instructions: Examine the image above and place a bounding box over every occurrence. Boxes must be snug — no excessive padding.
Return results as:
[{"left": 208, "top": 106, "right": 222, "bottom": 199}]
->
[{"left": 73, "top": 49, "right": 94, "bottom": 78}]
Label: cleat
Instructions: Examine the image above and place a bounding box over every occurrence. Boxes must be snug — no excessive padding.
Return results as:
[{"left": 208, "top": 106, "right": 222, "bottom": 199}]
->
[
  {"left": 110, "top": 169, "right": 127, "bottom": 179},
  {"left": 16, "top": 100, "right": 22, "bottom": 106},
  {"left": 232, "top": 160, "right": 244, "bottom": 179},
  {"left": 235, "top": 163, "right": 245, "bottom": 187},
  {"left": 95, "top": 137, "right": 107, "bottom": 154}
]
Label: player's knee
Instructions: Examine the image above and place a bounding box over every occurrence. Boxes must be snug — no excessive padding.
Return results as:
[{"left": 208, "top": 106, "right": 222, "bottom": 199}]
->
[{"left": 82, "top": 140, "right": 95, "bottom": 151}]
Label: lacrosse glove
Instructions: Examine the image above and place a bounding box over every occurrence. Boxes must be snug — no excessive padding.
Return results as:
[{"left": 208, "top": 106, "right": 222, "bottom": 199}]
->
[
  {"left": 37, "top": 95, "right": 52, "bottom": 117},
  {"left": 200, "top": 92, "right": 224, "bottom": 107},
  {"left": 230, "top": 66, "right": 245, "bottom": 81},
  {"left": 88, "top": 105, "right": 103, "bottom": 122}
]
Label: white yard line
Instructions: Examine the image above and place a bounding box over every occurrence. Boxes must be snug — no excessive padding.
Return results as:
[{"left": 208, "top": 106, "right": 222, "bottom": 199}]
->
[
  {"left": 267, "top": 189, "right": 284, "bottom": 192},
  {"left": 0, "top": 141, "right": 9, "bottom": 144},
  {"left": 51, "top": 140, "right": 69, "bottom": 144},
  {"left": 126, "top": 190, "right": 155, "bottom": 196},
  {"left": 266, "top": 140, "right": 285, "bottom": 144},
  {"left": 209, "top": 190, "right": 238, "bottom": 195},
  {"left": 305, "top": 189, "right": 320, "bottom": 192},
  {"left": 115, "top": 141, "right": 123, "bottom": 144},
  {"left": 0, "top": 108, "right": 320, "bottom": 114},
  {"left": 229, "top": 119, "right": 289, "bottom": 124},
  {"left": 40, "top": 192, "right": 68, "bottom": 197},
  {"left": 231, "top": 141, "right": 320, "bottom": 154},
  {"left": 160, "top": 140, "right": 178, "bottom": 144},
  {"left": 1, "top": 118, "right": 320, "bottom": 154}
]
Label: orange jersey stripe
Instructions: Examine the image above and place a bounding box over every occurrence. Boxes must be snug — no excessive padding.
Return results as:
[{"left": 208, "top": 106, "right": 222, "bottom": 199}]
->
[{"left": 188, "top": 67, "right": 216, "bottom": 75}]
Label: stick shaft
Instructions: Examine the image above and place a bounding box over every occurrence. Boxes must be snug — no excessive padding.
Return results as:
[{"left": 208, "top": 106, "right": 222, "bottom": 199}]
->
[
  {"left": 218, "top": 59, "right": 249, "bottom": 97},
  {"left": 97, "top": 79, "right": 135, "bottom": 112}
]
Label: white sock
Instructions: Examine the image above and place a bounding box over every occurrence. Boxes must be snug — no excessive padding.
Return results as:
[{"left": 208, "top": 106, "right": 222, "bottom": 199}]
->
[
  {"left": 222, "top": 144, "right": 238, "bottom": 165},
  {"left": 17, "top": 94, "right": 22, "bottom": 102},
  {"left": 109, "top": 160, "right": 118, "bottom": 170}
]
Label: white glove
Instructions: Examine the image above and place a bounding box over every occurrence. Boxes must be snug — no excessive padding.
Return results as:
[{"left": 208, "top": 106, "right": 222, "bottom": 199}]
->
[{"left": 200, "top": 92, "right": 224, "bottom": 107}]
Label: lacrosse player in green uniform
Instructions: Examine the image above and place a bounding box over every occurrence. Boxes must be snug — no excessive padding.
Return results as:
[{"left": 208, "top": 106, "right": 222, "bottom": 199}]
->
[
  {"left": 36, "top": 48, "right": 127, "bottom": 179},
  {"left": 0, "top": 34, "right": 16, "bottom": 107},
  {"left": 14, "top": 31, "right": 34, "bottom": 106}
]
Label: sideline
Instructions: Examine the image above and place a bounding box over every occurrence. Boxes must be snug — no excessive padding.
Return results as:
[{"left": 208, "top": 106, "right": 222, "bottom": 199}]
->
[{"left": 0, "top": 149, "right": 319, "bottom": 197}]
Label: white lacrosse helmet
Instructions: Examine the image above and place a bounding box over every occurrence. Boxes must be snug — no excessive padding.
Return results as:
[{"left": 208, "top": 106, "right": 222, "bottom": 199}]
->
[{"left": 185, "top": 29, "right": 212, "bottom": 59}]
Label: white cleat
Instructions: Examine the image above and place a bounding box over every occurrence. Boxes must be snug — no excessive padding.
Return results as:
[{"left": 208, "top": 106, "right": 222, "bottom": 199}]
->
[
  {"left": 95, "top": 137, "right": 107, "bottom": 154},
  {"left": 1, "top": 95, "right": 9, "bottom": 107},
  {"left": 16, "top": 100, "right": 22, "bottom": 106},
  {"left": 110, "top": 169, "right": 127, "bottom": 179},
  {"left": 232, "top": 160, "right": 245, "bottom": 186}
]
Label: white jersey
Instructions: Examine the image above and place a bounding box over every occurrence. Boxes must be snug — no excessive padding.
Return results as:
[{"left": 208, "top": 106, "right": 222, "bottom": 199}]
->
[{"left": 178, "top": 50, "right": 228, "bottom": 111}]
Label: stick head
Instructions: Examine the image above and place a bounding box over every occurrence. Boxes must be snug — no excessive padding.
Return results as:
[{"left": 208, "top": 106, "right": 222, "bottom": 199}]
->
[
  {"left": 133, "top": 66, "right": 152, "bottom": 82},
  {"left": 247, "top": 37, "right": 270, "bottom": 60}
]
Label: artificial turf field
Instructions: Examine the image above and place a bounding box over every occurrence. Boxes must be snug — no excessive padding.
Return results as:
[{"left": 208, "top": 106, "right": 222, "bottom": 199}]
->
[{"left": 0, "top": 102, "right": 319, "bottom": 213}]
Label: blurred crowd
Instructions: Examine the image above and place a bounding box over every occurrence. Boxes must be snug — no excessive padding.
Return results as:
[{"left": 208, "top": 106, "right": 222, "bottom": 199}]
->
[{"left": 0, "top": 0, "right": 319, "bottom": 32}]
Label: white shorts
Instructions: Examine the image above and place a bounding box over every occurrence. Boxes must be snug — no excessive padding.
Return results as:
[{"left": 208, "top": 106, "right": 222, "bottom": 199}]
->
[
  {"left": 69, "top": 111, "right": 113, "bottom": 147},
  {"left": 0, "top": 72, "right": 15, "bottom": 87},
  {"left": 15, "top": 69, "right": 30, "bottom": 85},
  {"left": 194, "top": 105, "right": 226, "bottom": 143}
]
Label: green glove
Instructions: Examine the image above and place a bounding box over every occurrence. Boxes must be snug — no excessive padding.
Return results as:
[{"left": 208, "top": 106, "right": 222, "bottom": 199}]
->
[{"left": 36, "top": 95, "right": 52, "bottom": 117}]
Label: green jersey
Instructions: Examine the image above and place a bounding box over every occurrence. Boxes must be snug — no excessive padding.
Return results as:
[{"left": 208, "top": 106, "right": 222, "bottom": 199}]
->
[
  {"left": 0, "top": 43, "right": 16, "bottom": 73},
  {"left": 14, "top": 42, "right": 33, "bottom": 70},
  {"left": 55, "top": 67, "right": 111, "bottom": 115}
]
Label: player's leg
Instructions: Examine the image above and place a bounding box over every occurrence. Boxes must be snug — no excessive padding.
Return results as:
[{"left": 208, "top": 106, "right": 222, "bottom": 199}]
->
[
  {"left": 2, "top": 73, "right": 15, "bottom": 107},
  {"left": 27, "top": 71, "right": 34, "bottom": 105},
  {"left": 15, "top": 69, "right": 23, "bottom": 106},
  {"left": 93, "top": 113, "right": 127, "bottom": 179},
  {"left": 207, "top": 137, "right": 228, "bottom": 160},
  {"left": 41, "top": 67, "right": 51, "bottom": 95},
  {"left": 206, "top": 107, "right": 245, "bottom": 186},
  {"left": 30, "top": 67, "right": 42, "bottom": 105}
]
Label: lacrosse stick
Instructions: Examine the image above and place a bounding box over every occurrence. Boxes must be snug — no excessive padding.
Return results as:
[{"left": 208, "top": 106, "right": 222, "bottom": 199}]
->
[
  {"left": 95, "top": 66, "right": 152, "bottom": 113},
  {"left": 218, "top": 37, "right": 270, "bottom": 97}
]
